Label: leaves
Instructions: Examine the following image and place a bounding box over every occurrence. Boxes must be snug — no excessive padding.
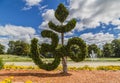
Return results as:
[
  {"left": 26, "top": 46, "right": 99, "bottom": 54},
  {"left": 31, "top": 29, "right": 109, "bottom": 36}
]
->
[
  {"left": 66, "top": 37, "right": 87, "bottom": 62},
  {"left": 48, "top": 19, "right": 76, "bottom": 33},
  {"left": 55, "top": 3, "right": 69, "bottom": 23}
]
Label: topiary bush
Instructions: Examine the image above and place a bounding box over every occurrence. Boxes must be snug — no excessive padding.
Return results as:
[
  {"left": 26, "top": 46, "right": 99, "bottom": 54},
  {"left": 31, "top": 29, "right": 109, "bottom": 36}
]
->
[{"left": 30, "top": 3, "right": 87, "bottom": 73}]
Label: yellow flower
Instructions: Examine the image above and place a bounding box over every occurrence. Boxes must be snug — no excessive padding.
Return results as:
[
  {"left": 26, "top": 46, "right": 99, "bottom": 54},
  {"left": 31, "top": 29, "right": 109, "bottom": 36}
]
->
[
  {"left": 10, "top": 76, "right": 14, "bottom": 79},
  {"left": 0, "top": 81, "right": 6, "bottom": 83},
  {"left": 25, "top": 80, "right": 33, "bottom": 83}
]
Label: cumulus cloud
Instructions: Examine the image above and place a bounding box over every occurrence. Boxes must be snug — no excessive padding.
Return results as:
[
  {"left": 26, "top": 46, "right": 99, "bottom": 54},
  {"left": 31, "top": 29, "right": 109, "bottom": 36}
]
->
[
  {"left": 0, "top": 24, "right": 36, "bottom": 49},
  {"left": 40, "top": 0, "right": 120, "bottom": 32},
  {"left": 0, "top": 24, "right": 57, "bottom": 50},
  {"left": 39, "top": 0, "right": 120, "bottom": 47},
  {"left": 39, "top": 9, "right": 60, "bottom": 30},
  {"left": 80, "top": 32, "right": 114, "bottom": 46},
  {"left": 23, "top": 0, "right": 42, "bottom": 10},
  {"left": 68, "top": 0, "right": 120, "bottom": 31}
]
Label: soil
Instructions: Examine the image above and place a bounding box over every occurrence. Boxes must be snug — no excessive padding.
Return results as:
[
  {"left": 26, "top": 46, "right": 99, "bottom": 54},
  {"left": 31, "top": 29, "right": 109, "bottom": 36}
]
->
[{"left": 0, "top": 69, "right": 120, "bottom": 83}]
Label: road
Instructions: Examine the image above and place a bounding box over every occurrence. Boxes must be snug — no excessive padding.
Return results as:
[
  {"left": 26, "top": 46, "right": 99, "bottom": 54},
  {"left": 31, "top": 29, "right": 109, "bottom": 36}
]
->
[{"left": 5, "top": 61, "right": 120, "bottom": 67}]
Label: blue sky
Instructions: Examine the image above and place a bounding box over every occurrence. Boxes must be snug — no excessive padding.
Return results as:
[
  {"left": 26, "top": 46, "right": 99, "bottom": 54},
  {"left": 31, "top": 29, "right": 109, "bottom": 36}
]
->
[{"left": 0, "top": 0, "right": 120, "bottom": 48}]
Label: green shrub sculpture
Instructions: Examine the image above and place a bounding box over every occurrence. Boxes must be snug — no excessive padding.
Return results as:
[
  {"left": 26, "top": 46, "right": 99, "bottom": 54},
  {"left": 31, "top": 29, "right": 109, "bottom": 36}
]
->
[{"left": 31, "top": 3, "right": 87, "bottom": 73}]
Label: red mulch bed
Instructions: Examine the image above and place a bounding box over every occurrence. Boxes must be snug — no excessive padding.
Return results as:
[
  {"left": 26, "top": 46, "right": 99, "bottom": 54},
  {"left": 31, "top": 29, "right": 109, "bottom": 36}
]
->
[{"left": 0, "top": 69, "right": 120, "bottom": 83}]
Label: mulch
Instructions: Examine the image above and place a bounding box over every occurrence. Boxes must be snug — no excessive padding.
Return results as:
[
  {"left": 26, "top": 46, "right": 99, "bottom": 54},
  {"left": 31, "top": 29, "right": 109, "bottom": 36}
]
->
[{"left": 0, "top": 69, "right": 120, "bottom": 83}]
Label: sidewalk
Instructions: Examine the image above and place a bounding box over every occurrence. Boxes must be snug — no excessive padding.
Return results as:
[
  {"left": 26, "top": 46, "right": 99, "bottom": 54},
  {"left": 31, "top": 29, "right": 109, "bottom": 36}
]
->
[{"left": 5, "top": 61, "right": 120, "bottom": 67}]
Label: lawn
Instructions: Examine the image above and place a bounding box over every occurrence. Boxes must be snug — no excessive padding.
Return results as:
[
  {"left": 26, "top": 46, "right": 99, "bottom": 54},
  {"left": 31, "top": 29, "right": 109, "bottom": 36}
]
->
[
  {"left": 85, "top": 57, "right": 120, "bottom": 62},
  {"left": 0, "top": 55, "right": 32, "bottom": 62},
  {"left": 1, "top": 54, "right": 120, "bottom": 62}
]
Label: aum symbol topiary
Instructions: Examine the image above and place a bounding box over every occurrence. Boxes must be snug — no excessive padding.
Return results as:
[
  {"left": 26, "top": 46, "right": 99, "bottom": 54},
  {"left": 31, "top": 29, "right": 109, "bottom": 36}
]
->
[{"left": 31, "top": 3, "right": 87, "bottom": 73}]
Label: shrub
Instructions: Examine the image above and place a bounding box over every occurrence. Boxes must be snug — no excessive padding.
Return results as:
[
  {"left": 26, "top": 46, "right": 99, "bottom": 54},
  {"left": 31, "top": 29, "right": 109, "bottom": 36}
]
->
[{"left": 0, "top": 58, "right": 4, "bottom": 69}]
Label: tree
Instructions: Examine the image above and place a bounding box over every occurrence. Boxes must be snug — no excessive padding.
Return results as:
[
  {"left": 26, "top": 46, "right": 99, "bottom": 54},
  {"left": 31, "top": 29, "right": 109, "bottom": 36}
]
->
[
  {"left": 7, "top": 40, "right": 30, "bottom": 56},
  {"left": 7, "top": 41, "right": 15, "bottom": 54},
  {"left": 88, "top": 44, "right": 101, "bottom": 57},
  {"left": 102, "top": 43, "right": 112, "bottom": 57},
  {"left": 0, "top": 44, "right": 5, "bottom": 54},
  {"left": 111, "top": 39, "right": 120, "bottom": 57},
  {"left": 31, "top": 3, "right": 87, "bottom": 74}
]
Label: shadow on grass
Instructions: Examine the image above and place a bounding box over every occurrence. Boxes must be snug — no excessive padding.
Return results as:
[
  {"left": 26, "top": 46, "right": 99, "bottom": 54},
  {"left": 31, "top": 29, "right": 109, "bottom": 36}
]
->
[{"left": 0, "top": 72, "right": 72, "bottom": 78}]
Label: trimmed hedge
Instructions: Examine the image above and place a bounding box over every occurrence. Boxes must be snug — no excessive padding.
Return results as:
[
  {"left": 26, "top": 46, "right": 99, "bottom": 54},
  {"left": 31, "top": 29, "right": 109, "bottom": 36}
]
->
[
  {"left": 31, "top": 38, "right": 60, "bottom": 71},
  {"left": 30, "top": 3, "right": 87, "bottom": 71},
  {"left": 48, "top": 19, "right": 76, "bottom": 33},
  {"left": 66, "top": 37, "right": 87, "bottom": 62}
]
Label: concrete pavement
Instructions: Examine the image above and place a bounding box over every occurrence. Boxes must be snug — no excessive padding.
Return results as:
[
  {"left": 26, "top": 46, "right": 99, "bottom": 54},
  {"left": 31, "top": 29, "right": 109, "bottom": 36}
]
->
[{"left": 5, "top": 61, "right": 120, "bottom": 67}]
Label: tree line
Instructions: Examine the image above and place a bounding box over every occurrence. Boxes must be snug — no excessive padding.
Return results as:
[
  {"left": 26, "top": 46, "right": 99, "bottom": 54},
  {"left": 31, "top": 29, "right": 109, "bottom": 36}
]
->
[
  {"left": 88, "top": 39, "right": 120, "bottom": 58},
  {"left": 0, "top": 39, "right": 120, "bottom": 58}
]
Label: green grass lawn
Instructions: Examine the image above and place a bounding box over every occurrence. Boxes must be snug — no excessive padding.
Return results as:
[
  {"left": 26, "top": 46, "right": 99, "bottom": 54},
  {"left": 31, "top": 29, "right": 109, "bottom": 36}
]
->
[
  {"left": 0, "top": 54, "right": 32, "bottom": 62},
  {"left": 40, "top": 57, "right": 120, "bottom": 62},
  {"left": 0, "top": 54, "right": 120, "bottom": 62},
  {"left": 85, "top": 58, "right": 120, "bottom": 62}
]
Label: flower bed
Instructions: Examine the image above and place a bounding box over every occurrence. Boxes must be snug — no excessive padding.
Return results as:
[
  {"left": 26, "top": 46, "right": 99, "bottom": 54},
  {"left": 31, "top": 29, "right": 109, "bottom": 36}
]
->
[
  {"left": 3, "top": 64, "right": 120, "bottom": 71},
  {"left": 0, "top": 69, "right": 120, "bottom": 83},
  {"left": 1, "top": 65, "right": 120, "bottom": 83}
]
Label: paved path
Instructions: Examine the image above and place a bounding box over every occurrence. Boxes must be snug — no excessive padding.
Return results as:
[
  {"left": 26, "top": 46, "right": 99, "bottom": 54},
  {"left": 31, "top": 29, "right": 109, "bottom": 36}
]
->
[{"left": 5, "top": 61, "right": 120, "bottom": 67}]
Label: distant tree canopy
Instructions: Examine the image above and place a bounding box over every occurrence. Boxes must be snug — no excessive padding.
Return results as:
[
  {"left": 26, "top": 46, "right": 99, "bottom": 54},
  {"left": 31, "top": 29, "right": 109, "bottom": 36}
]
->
[
  {"left": 0, "top": 44, "right": 5, "bottom": 54},
  {"left": 88, "top": 44, "right": 101, "bottom": 57},
  {"left": 111, "top": 39, "right": 120, "bottom": 57},
  {"left": 7, "top": 40, "right": 30, "bottom": 56},
  {"left": 102, "top": 43, "right": 112, "bottom": 57}
]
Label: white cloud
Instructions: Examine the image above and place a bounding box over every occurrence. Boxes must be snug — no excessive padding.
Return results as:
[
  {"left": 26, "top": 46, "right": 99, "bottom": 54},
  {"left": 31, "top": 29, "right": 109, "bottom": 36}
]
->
[
  {"left": 39, "top": 9, "right": 60, "bottom": 30},
  {"left": 0, "top": 24, "right": 59, "bottom": 50},
  {"left": 0, "top": 24, "right": 36, "bottom": 49},
  {"left": 23, "top": 0, "right": 42, "bottom": 10},
  {"left": 68, "top": 0, "right": 120, "bottom": 31},
  {"left": 0, "top": 24, "right": 35, "bottom": 37},
  {"left": 39, "top": 0, "right": 120, "bottom": 48},
  {"left": 40, "top": 0, "right": 120, "bottom": 36},
  {"left": 65, "top": 31, "right": 74, "bottom": 37},
  {"left": 39, "top": 5, "right": 48, "bottom": 11},
  {"left": 80, "top": 32, "right": 114, "bottom": 46},
  {"left": 25, "top": 0, "right": 42, "bottom": 6},
  {"left": 112, "top": 19, "right": 120, "bottom": 26}
]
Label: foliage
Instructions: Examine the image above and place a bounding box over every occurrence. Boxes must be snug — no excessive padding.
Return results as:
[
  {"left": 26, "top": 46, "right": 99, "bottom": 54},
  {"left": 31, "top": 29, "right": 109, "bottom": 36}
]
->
[
  {"left": 7, "top": 41, "right": 15, "bottom": 54},
  {"left": 66, "top": 37, "right": 87, "bottom": 62},
  {"left": 30, "top": 3, "right": 87, "bottom": 73},
  {"left": 48, "top": 19, "right": 76, "bottom": 33},
  {"left": 31, "top": 38, "right": 60, "bottom": 71},
  {"left": 40, "top": 30, "right": 59, "bottom": 53},
  {"left": 111, "top": 39, "right": 120, "bottom": 57},
  {"left": 0, "top": 58, "right": 4, "bottom": 69},
  {"left": 7, "top": 40, "right": 30, "bottom": 56},
  {"left": 0, "top": 44, "right": 5, "bottom": 54},
  {"left": 102, "top": 43, "right": 112, "bottom": 57},
  {"left": 88, "top": 44, "right": 101, "bottom": 57},
  {"left": 55, "top": 3, "right": 69, "bottom": 23}
]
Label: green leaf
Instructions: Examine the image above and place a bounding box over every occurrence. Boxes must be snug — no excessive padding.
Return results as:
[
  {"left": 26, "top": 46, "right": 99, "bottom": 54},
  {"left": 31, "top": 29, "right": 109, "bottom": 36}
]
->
[{"left": 55, "top": 3, "right": 69, "bottom": 23}]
